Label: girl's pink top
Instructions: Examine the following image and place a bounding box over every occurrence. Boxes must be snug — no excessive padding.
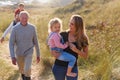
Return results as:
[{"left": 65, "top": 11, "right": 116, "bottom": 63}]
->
[{"left": 48, "top": 32, "right": 68, "bottom": 49}]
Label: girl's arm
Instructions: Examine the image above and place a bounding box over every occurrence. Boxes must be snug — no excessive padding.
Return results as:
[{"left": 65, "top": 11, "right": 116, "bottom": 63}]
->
[{"left": 52, "top": 33, "right": 68, "bottom": 49}]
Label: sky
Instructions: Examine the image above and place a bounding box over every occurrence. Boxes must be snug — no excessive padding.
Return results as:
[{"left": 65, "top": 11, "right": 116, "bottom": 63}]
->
[
  {"left": 0, "top": 0, "right": 51, "bottom": 6},
  {"left": 0, "top": 0, "right": 73, "bottom": 7}
]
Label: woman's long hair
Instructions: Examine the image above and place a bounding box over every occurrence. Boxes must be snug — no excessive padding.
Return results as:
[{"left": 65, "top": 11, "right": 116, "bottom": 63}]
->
[{"left": 71, "top": 15, "right": 89, "bottom": 49}]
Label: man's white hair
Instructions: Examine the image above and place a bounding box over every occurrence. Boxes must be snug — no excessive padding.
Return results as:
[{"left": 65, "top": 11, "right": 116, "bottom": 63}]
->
[{"left": 19, "top": 11, "right": 30, "bottom": 18}]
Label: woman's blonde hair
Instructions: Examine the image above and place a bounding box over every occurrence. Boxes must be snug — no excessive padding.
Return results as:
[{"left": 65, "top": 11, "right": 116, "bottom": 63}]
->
[
  {"left": 48, "top": 18, "right": 63, "bottom": 33},
  {"left": 71, "top": 15, "right": 89, "bottom": 49}
]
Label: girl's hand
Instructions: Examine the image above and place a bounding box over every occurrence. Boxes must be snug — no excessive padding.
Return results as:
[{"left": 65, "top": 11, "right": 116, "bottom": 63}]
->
[{"left": 65, "top": 42, "right": 69, "bottom": 45}]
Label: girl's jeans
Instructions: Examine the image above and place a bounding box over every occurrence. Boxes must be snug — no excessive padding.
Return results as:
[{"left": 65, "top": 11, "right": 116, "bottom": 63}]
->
[{"left": 51, "top": 47, "right": 76, "bottom": 68}]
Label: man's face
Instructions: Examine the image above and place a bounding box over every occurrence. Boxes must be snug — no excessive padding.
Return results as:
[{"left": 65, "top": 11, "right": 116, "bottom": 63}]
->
[{"left": 20, "top": 13, "right": 28, "bottom": 26}]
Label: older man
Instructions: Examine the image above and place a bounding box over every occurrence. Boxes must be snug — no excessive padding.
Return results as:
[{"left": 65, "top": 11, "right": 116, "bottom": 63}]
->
[{"left": 9, "top": 11, "right": 40, "bottom": 80}]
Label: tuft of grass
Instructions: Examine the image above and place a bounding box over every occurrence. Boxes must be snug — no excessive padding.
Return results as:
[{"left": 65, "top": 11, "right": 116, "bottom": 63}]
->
[
  {"left": 0, "top": 11, "right": 13, "bottom": 32},
  {"left": 0, "top": 58, "right": 19, "bottom": 80}
]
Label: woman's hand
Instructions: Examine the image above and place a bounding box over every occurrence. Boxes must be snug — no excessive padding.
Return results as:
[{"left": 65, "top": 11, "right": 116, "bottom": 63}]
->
[
  {"left": 69, "top": 43, "right": 78, "bottom": 53},
  {"left": 51, "top": 50, "right": 60, "bottom": 59},
  {"left": 69, "top": 43, "right": 88, "bottom": 59}
]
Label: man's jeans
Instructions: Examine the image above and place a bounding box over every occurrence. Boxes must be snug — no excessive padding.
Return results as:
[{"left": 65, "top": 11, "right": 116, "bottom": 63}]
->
[{"left": 16, "top": 53, "right": 32, "bottom": 77}]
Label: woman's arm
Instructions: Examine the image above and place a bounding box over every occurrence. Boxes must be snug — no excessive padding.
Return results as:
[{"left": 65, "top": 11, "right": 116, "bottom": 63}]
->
[
  {"left": 77, "top": 46, "right": 88, "bottom": 59},
  {"left": 0, "top": 22, "right": 14, "bottom": 43},
  {"left": 69, "top": 43, "right": 88, "bottom": 59},
  {"left": 2, "top": 21, "right": 14, "bottom": 38}
]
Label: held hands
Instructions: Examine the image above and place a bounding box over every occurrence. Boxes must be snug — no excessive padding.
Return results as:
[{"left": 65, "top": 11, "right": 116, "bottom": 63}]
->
[
  {"left": 12, "top": 57, "right": 17, "bottom": 65},
  {"left": 65, "top": 42, "right": 69, "bottom": 47},
  {"left": 65, "top": 42, "right": 69, "bottom": 45}
]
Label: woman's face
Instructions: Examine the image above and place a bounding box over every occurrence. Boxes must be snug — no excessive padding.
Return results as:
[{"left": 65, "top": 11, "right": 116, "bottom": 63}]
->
[
  {"left": 15, "top": 14, "right": 20, "bottom": 22},
  {"left": 69, "top": 19, "right": 76, "bottom": 33}
]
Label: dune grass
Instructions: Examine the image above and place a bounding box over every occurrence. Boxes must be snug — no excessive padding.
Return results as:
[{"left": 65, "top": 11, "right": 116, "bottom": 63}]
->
[{"left": 0, "top": 0, "right": 120, "bottom": 80}]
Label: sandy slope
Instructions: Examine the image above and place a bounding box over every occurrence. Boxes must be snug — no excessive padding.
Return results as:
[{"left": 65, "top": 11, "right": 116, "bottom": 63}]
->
[{"left": 0, "top": 41, "right": 54, "bottom": 80}]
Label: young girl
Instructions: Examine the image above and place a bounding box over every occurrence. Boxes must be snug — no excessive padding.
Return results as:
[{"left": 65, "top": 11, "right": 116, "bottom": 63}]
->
[{"left": 47, "top": 18, "right": 77, "bottom": 77}]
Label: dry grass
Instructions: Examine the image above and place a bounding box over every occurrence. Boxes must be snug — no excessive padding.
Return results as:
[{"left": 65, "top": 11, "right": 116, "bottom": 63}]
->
[{"left": 0, "top": 0, "right": 120, "bottom": 80}]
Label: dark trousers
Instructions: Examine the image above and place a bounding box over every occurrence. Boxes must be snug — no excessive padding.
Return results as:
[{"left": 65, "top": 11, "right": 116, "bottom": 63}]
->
[{"left": 52, "top": 64, "right": 78, "bottom": 80}]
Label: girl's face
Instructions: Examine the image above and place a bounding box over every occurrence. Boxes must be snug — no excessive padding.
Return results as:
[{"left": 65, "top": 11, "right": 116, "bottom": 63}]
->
[
  {"left": 51, "top": 23, "right": 61, "bottom": 33},
  {"left": 19, "top": 6, "right": 24, "bottom": 10},
  {"left": 69, "top": 19, "right": 76, "bottom": 33}
]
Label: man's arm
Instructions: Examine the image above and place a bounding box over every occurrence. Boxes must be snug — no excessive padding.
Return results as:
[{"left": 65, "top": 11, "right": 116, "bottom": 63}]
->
[
  {"left": 33, "top": 27, "right": 40, "bottom": 63},
  {"left": 9, "top": 28, "right": 16, "bottom": 60}
]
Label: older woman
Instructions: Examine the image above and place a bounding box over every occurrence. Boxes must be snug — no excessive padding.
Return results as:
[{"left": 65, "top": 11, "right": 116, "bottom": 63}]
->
[
  {"left": 0, "top": 14, "right": 20, "bottom": 43},
  {"left": 51, "top": 15, "right": 89, "bottom": 80}
]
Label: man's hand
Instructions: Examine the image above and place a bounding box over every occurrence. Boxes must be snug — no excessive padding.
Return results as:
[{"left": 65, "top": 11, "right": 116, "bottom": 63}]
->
[
  {"left": 36, "top": 56, "right": 40, "bottom": 63},
  {"left": 0, "top": 37, "right": 4, "bottom": 43},
  {"left": 12, "top": 57, "right": 16, "bottom": 65}
]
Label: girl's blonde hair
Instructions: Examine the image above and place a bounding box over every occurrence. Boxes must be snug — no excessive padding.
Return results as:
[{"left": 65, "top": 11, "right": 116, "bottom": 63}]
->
[{"left": 48, "top": 18, "right": 63, "bottom": 33}]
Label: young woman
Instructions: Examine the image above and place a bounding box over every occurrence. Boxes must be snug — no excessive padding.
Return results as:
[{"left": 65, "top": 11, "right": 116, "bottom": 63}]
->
[{"left": 51, "top": 15, "right": 89, "bottom": 80}]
